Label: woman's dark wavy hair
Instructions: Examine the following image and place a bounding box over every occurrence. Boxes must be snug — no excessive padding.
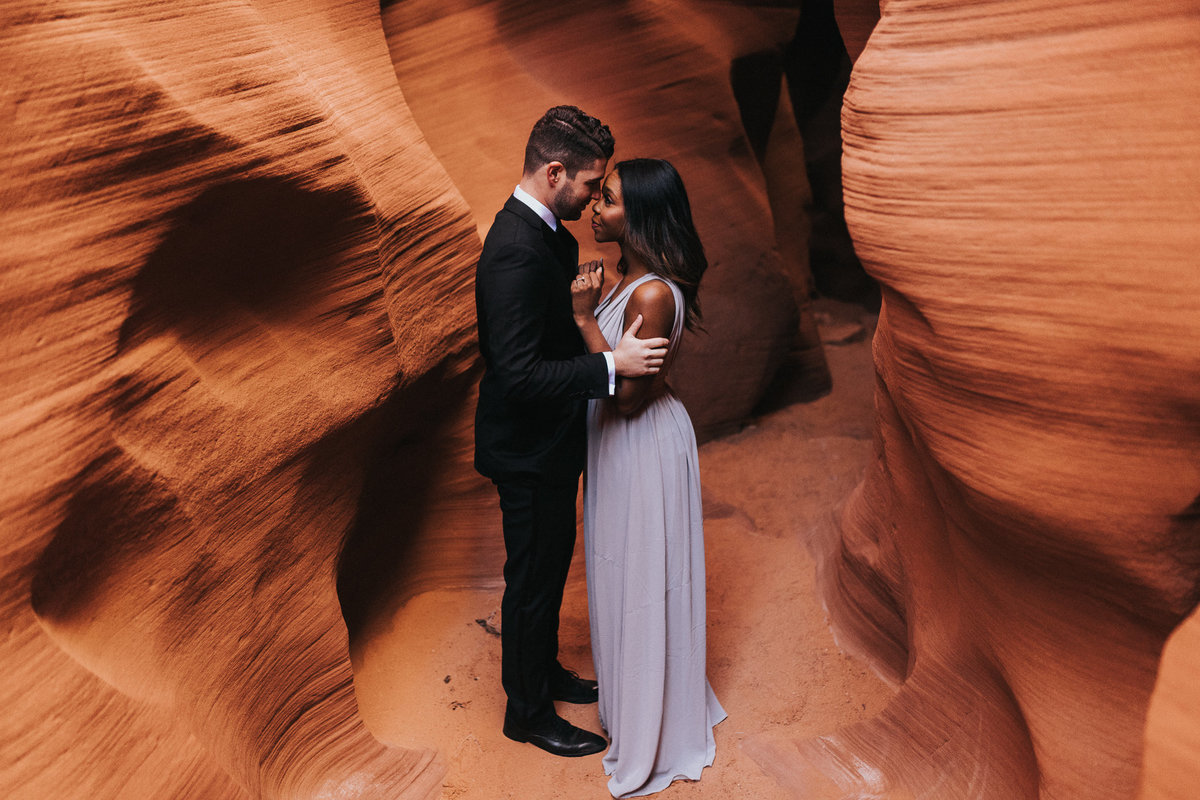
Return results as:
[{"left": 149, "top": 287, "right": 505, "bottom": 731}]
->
[{"left": 615, "top": 158, "right": 707, "bottom": 331}]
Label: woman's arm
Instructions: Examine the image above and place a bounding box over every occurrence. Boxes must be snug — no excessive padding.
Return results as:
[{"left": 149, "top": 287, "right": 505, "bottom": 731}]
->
[{"left": 614, "top": 280, "right": 675, "bottom": 416}]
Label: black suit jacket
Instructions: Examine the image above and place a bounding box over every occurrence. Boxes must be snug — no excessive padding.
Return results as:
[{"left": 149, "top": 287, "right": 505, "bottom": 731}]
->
[{"left": 474, "top": 196, "right": 610, "bottom": 482}]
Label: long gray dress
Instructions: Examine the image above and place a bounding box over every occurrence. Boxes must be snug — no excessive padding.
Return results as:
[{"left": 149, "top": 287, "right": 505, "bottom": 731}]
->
[{"left": 584, "top": 273, "right": 726, "bottom": 798}]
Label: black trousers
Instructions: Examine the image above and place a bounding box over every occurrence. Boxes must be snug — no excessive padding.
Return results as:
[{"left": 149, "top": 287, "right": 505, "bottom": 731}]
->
[{"left": 494, "top": 476, "right": 579, "bottom": 725}]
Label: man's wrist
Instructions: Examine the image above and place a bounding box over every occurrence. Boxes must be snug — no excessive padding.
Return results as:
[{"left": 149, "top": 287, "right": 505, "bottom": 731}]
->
[{"left": 602, "top": 351, "right": 616, "bottom": 396}]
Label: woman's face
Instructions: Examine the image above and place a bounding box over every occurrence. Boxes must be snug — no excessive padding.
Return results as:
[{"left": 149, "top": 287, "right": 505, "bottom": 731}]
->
[{"left": 590, "top": 171, "right": 625, "bottom": 244}]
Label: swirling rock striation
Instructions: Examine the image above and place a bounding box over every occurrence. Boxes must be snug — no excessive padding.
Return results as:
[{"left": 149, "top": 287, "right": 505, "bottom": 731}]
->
[
  {"left": 1, "top": 0, "right": 490, "bottom": 798},
  {"left": 748, "top": 1, "right": 1200, "bottom": 798}
]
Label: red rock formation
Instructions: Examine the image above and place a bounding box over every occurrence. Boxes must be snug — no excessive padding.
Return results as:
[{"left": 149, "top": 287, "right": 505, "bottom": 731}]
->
[
  {"left": 748, "top": 1, "right": 1200, "bottom": 797},
  {"left": 1, "top": 0, "right": 490, "bottom": 797},
  {"left": 24, "top": 0, "right": 1194, "bottom": 797}
]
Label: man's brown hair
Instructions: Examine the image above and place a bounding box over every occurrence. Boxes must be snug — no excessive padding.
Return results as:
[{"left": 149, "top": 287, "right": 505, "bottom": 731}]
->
[{"left": 523, "top": 105, "right": 615, "bottom": 177}]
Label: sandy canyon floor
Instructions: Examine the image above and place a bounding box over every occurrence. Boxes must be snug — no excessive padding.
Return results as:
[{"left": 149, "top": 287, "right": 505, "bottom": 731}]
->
[{"left": 353, "top": 301, "right": 895, "bottom": 799}]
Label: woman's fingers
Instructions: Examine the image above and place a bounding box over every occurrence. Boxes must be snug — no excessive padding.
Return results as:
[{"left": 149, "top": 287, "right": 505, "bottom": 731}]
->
[{"left": 577, "top": 258, "right": 604, "bottom": 276}]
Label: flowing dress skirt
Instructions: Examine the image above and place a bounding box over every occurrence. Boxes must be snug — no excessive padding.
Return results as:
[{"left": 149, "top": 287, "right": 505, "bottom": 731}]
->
[{"left": 584, "top": 274, "right": 726, "bottom": 798}]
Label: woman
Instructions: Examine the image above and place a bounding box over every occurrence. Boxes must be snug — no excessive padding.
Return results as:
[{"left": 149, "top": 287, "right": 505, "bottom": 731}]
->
[{"left": 570, "top": 158, "right": 726, "bottom": 798}]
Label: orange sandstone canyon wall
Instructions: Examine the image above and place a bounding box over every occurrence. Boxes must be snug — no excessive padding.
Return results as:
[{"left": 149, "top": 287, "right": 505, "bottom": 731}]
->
[
  {"left": 1, "top": 1, "right": 825, "bottom": 798},
  {"left": 12, "top": 0, "right": 1197, "bottom": 798},
  {"left": 1, "top": 1, "right": 484, "bottom": 798},
  {"left": 747, "top": 1, "right": 1200, "bottom": 798}
]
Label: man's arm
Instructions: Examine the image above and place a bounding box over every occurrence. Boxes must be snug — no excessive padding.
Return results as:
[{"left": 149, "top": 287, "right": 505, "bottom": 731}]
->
[
  {"left": 612, "top": 315, "right": 669, "bottom": 379},
  {"left": 478, "top": 243, "right": 608, "bottom": 402}
]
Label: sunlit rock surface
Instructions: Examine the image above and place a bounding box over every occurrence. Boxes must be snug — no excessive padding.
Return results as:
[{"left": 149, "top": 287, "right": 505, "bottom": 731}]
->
[
  {"left": 747, "top": 1, "right": 1200, "bottom": 798},
  {"left": 1140, "top": 603, "right": 1200, "bottom": 799}
]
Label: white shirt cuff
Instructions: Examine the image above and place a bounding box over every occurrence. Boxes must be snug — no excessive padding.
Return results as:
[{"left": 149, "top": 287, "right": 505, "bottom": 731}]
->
[{"left": 602, "top": 351, "right": 616, "bottom": 396}]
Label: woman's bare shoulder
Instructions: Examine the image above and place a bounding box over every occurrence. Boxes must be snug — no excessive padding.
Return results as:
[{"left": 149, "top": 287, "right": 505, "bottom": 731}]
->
[
  {"left": 623, "top": 277, "right": 676, "bottom": 337},
  {"left": 628, "top": 277, "right": 675, "bottom": 313}
]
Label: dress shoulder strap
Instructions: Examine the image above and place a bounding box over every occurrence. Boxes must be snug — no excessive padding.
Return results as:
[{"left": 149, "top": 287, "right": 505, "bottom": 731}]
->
[{"left": 597, "top": 272, "right": 658, "bottom": 315}]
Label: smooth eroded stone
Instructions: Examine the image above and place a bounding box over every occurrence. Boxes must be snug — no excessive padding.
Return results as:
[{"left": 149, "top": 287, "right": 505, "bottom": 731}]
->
[
  {"left": 748, "top": 1, "right": 1200, "bottom": 797},
  {"left": 1, "top": 1, "right": 494, "bottom": 797}
]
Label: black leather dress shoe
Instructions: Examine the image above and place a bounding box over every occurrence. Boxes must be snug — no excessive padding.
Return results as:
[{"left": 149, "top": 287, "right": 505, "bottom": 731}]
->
[
  {"left": 551, "top": 668, "right": 599, "bottom": 704},
  {"left": 503, "top": 714, "right": 607, "bottom": 757}
]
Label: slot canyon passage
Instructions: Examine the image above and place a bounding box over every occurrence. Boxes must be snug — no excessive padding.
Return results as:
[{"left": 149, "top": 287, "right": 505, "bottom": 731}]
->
[{"left": 1, "top": 1, "right": 1197, "bottom": 799}]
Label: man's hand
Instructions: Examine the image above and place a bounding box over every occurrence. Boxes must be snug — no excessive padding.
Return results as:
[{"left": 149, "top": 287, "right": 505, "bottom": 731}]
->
[{"left": 612, "top": 314, "right": 670, "bottom": 377}]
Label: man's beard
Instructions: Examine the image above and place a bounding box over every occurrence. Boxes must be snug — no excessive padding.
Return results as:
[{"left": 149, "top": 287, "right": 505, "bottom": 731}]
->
[{"left": 549, "top": 190, "right": 586, "bottom": 222}]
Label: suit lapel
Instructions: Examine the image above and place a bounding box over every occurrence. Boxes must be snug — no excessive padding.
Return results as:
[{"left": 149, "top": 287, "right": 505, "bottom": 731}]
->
[
  {"left": 554, "top": 224, "right": 578, "bottom": 273},
  {"left": 502, "top": 195, "right": 576, "bottom": 275}
]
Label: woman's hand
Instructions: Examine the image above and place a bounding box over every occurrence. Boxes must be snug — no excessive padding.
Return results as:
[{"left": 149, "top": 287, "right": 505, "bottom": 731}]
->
[{"left": 572, "top": 259, "right": 604, "bottom": 321}]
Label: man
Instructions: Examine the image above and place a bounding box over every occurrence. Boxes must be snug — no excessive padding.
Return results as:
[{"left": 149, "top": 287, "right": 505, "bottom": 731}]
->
[{"left": 474, "top": 106, "right": 669, "bottom": 757}]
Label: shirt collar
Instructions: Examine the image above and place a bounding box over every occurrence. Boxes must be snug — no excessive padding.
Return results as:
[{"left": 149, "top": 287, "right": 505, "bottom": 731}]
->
[{"left": 513, "top": 184, "right": 558, "bottom": 231}]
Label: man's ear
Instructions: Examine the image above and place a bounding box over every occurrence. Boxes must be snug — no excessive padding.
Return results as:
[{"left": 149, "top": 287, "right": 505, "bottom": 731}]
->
[{"left": 546, "top": 161, "right": 565, "bottom": 186}]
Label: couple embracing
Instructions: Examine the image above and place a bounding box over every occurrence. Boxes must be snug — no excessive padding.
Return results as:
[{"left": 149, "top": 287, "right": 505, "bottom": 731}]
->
[{"left": 474, "top": 105, "right": 726, "bottom": 798}]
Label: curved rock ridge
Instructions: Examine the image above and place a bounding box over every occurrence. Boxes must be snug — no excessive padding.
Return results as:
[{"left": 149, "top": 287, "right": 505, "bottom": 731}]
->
[
  {"left": 747, "top": 1, "right": 1200, "bottom": 797},
  {"left": 1, "top": 0, "right": 494, "bottom": 797},
  {"left": 382, "top": 0, "right": 834, "bottom": 440}
]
